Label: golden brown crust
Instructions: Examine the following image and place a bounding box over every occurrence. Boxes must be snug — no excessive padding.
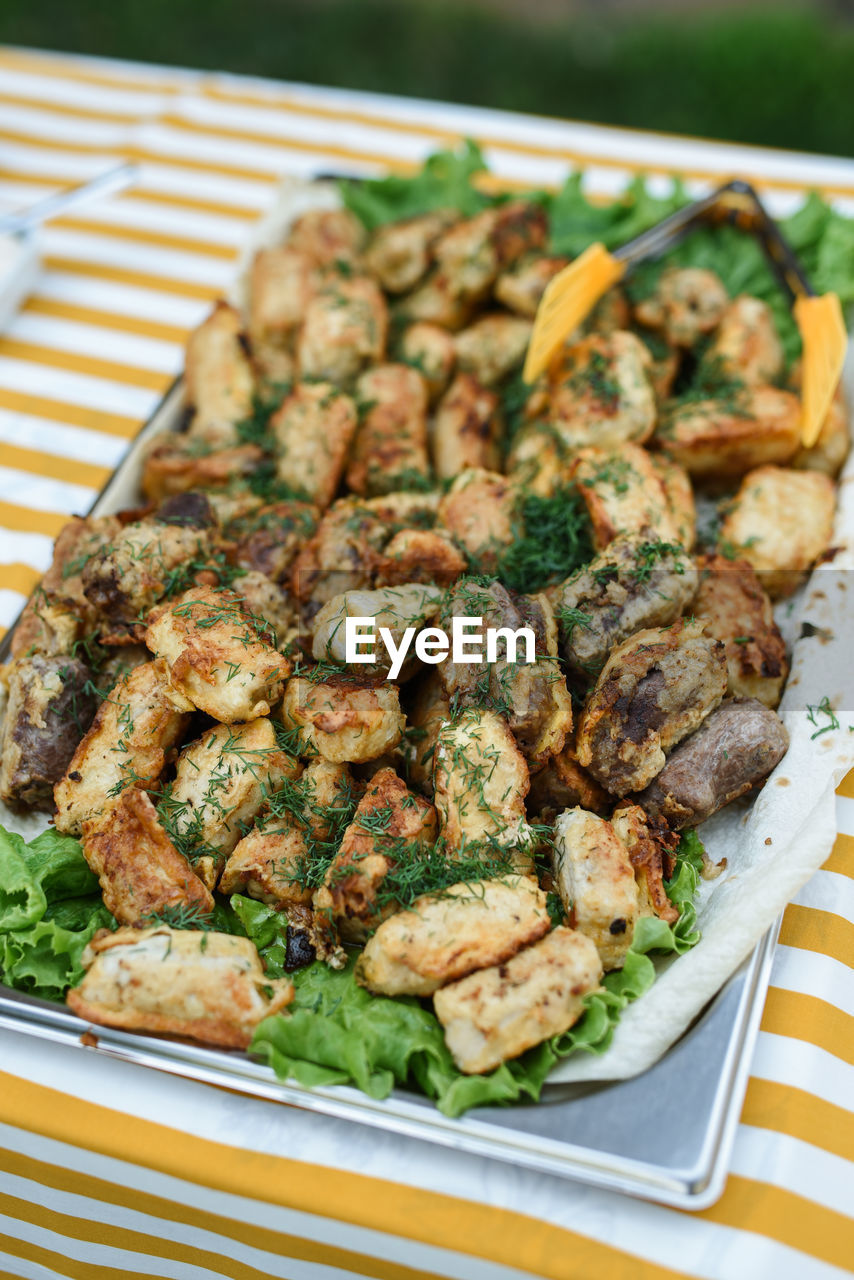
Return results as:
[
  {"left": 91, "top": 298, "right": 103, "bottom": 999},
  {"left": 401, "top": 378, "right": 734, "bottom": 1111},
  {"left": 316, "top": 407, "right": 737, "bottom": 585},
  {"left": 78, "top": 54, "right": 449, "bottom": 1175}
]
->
[
  {"left": 271, "top": 381, "right": 358, "bottom": 509},
  {"left": 83, "top": 787, "right": 214, "bottom": 924},
  {"left": 346, "top": 364, "right": 431, "bottom": 495},
  {"left": 54, "top": 661, "right": 190, "bottom": 835},
  {"left": 432, "top": 373, "right": 501, "bottom": 479},
  {"left": 694, "top": 554, "right": 788, "bottom": 708},
  {"left": 66, "top": 926, "right": 293, "bottom": 1049}
]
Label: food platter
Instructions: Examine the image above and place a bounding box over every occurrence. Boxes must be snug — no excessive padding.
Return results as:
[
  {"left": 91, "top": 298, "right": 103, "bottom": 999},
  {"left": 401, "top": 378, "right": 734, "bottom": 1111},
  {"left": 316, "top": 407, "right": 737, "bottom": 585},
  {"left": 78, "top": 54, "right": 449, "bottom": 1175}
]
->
[{"left": 1, "top": 169, "right": 853, "bottom": 1206}]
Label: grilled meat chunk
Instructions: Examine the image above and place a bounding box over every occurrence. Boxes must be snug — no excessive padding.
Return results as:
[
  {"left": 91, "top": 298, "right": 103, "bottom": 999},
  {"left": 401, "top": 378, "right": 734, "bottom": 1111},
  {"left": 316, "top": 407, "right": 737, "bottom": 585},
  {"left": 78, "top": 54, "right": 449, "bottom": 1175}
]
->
[
  {"left": 550, "top": 533, "right": 697, "bottom": 679},
  {"left": 146, "top": 586, "right": 291, "bottom": 723},
  {"left": 346, "top": 363, "right": 431, "bottom": 496},
  {"left": 67, "top": 926, "right": 293, "bottom": 1048},
  {"left": 280, "top": 674, "right": 404, "bottom": 763},
  {"left": 0, "top": 655, "right": 97, "bottom": 810},
  {"left": 434, "top": 926, "right": 602, "bottom": 1074},
  {"left": 434, "top": 708, "right": 531, "bottom": 856},
  {"left": 636, "top": 696, "right": 789, "bottom": 829},
  {"left": 553, "top": 807, "right": 640, "bottom": 969},
  {"left": 313, "top": 767, "right": 437, "bottom": 942},
  {"left": 438, "top": 578, "right": 572, "bottom": 761},
  {"left": 82, "top": 787, "right": 214, "bottom": 925},
  {"left": 694, "top": 554, "right": 788, "bottom": 708},
  {"left": 364, "top": 209, "right": 457, "bottom": 293},
  {"left": 248, "top": 245, "right": 319, "bottom": 382},
  {"left": 432, "top": 373, "right": 502, "bottom": 479},
  {"left": 82, "top": 518, "right": 215, "bottom": 644},
  {"left": 356, "top": 876, "right": 550, "bottom": 996},
  {"left": 576, "top": 619, "right": 728, "bottom": 794},
  {"left": 634, "top": 268, "right": 729, "bottom": 348},
  {"left": 54, "top": 661, "right": 190, "bottom": 834},
  {"left": 166, "top": 718, "right": 299, "bottom": 877},
  {"left": 271, "top": 381, "right": 358, "bottom": 509},
  {"left": 297, "top": 275, "right": 387, "bottom": 386},
  {"left": 717, "top": 465, "right": 835, "bottom": 598},
  {"left": 227, "top": 500, "right": 318, "bottom": 583},
  {"left": 184, "top": 302, "right": 254, "bottom": 447}
]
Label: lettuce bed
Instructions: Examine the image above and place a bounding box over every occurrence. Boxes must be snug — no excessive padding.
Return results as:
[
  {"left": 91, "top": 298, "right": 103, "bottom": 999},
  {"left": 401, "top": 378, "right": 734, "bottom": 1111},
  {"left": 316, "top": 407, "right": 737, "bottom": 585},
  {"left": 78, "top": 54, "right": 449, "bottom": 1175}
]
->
[{"left": 0, "top": 823, "right": 704, "bottom": 1118}]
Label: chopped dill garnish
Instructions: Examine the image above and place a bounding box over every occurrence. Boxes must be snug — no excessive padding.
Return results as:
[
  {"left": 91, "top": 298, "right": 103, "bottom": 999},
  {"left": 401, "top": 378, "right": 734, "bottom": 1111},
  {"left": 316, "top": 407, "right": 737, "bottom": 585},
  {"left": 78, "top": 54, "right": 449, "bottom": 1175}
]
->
[
  {"left": 806, "top": 695, "right": 840, "bottom": 739},
  {"left": 496, "top": 485, "right": 594, "bottom": 593}
]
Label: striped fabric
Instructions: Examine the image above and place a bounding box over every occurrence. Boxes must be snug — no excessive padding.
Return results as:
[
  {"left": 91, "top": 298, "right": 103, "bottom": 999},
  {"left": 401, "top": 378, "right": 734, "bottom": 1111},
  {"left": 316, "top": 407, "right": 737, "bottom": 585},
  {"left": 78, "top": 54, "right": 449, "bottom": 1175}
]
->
[{"left": 0, "top": 43, "right": 851, "bottom": 1280}]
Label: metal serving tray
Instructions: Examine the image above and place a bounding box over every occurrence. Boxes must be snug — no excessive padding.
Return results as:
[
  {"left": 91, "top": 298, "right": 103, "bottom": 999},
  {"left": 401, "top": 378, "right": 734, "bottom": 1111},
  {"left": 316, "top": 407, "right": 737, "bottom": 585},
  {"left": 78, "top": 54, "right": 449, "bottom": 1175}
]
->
[{"left": 0, "top": 375, "right": 780, "bottom": 1209}]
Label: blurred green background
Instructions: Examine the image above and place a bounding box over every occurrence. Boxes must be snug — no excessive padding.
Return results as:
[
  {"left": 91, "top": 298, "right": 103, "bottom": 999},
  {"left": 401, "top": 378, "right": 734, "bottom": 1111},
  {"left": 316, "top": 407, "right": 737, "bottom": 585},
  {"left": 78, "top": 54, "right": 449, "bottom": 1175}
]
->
[{"left": 2, "top": 0, "right": 853, "bottom": 155}]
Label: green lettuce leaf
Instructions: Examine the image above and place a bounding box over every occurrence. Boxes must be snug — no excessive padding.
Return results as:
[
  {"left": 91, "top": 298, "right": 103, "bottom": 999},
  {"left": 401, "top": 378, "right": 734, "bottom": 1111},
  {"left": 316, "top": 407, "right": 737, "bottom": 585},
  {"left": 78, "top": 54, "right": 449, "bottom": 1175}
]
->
[
  {"left": 339, "top": 139, "right": 490, "bottom": 230},
  {"left": 20, "top": 828, "right": 99, "bottom": 902},
  {"left": 0, "top": 829, "right": 47, "bottom": 931},
  {"left": 0, "top": 824, "right": 114, "bottom": 1001}
]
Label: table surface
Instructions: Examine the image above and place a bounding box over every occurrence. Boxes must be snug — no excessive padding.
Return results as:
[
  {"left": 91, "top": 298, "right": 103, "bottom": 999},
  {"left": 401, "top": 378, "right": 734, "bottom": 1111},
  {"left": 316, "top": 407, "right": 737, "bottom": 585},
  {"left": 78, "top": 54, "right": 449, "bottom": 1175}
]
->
[{"left": 0, "top": 44, "right": 852, "bottom": 1280}]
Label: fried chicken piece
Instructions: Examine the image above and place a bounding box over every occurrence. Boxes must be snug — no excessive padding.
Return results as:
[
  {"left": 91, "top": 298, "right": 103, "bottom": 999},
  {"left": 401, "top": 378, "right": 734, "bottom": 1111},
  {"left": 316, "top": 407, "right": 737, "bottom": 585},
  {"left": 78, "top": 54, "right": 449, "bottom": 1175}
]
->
[
  {"left": 279, "top": 675, "right": 404, "bottom": 763},
  {"left": 494, "top": 253, "right": 568, "bottom": 317},
  {"left": 437, "top": 468, "right": 515, "bottom": 570},
  {"left": 54, "top": 661, "right": 190, "bottom": 835},
  {"left": 364, "top": 210, "right": 458, "bottom": 293},
  {"left": 434, "top": 708, "right": 530, "bottom": 854},
  {"left": 346, "top": 363, "right": 431, "bottom": 496},
  {"left": 432, "top": 373, "right": 502, "bottom": 479},
  {"left": 399, "top": 322, "right": 456, "bottom": 401},
  {"left": 454, "top": 313, "right": 532, "bottom": 387},
  {"left": 656, "top": 385, "right": 800, "bottom": 481},
  {"left": 67, "top": 926, "right": 293, "bottom": 1049},
  {"left": 717, "top": 465, "right": 836, "bottom": 598},
  {"left": 571, "top": 444, "right": 679, "bottom": 551},
  {"left": 707, "top": 295, "right": 783, "bottom": 386},
  {"left": 167, "top": 718, "right": 299, "bottom": 875},
  {"left": 611, "top": 801, "right": 680, "bottom": 924},
  {"left": 271, "top": 381, "right": 358, "bottom": 509},
  {"left": 634, "top": 267, "right": 728, "bottom": 347},
  {"left": 553, "top": 807, "right": 640, "bottom": 969},
  {"left": 286, "top": 207, "right": 366, "bottom": 267},
  {"left": 313, "top": 766, "right": 437, "bottom": 942},
  {"left": 297, "top": 275, "right": 387, "bottom": 386},
  {"left": 82, "top": 787, "right": 214, "bottom": 925},
  {"left": 146, "top": 586, "right": 291, "bottom": 723},
  {"left": 356, "top": 876, "right": 550, "bottom": 996},
  {"left": 693, "top": 554, "right": 788, "bottom": 708},
  {"left": 547, "top": 331, "right": 657, "bottom": 450},
  {"left": 141, "top": 437, "right": 263, "bottom": 504},
  {"left": 184, "top": 302, "right": 254, "bottom": 447},
  {"left": 434, "top": 926, "right": 602, "bottom": 1074}
]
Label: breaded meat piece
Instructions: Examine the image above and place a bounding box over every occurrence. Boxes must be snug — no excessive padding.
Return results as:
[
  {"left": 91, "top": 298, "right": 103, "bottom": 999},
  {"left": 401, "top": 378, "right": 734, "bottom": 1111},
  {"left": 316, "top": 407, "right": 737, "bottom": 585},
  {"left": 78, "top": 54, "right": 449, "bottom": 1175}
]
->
[
  {"left": 146, "top": 586, "right": 291, "bottom": 723},
  {"left": 67, "top": 926, "right": 293, "bottom": 1049},
  {"left": 356, "top": 876, "right": 551, "bottom": 996},
  {"left": 82, "top": 787, "right": 214, "bottom": 925},
  {"left": 553, "top": 807, "right": 640, "bottom": 969},
  {"left": 434, "top": 926, "right": 602, "bottom": 1073},
  {"left": 54, "top": 661, "right": 190, "bottom": 835}
]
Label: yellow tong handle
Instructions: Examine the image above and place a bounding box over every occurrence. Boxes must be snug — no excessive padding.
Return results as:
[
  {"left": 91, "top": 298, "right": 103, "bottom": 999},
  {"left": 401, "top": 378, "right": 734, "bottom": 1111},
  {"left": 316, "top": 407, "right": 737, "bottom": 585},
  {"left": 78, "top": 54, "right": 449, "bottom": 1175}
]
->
[{"left": 522, "top": 243, "right": 625, "bottom": 384}]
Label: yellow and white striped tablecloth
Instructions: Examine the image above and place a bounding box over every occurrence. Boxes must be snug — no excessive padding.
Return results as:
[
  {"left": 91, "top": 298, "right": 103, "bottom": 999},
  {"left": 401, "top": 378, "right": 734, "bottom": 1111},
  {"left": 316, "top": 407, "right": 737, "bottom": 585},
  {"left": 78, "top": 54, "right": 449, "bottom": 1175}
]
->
[{"left": 0, "top": 44, "right": 852, "bottom": 1280}]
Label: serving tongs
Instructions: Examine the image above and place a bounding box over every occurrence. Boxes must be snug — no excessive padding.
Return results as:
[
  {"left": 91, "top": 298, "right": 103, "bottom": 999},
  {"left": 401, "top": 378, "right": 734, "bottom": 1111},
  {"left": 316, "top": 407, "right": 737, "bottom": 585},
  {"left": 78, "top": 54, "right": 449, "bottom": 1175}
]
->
[{"left": 523, "top": 178, "right": 847, "bottom": 448}]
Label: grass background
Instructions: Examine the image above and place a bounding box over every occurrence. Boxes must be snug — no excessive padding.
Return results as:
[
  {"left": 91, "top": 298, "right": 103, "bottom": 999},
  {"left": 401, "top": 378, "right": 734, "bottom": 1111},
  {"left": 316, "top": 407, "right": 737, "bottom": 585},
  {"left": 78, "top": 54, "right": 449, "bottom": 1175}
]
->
[{"left": 1, "top": 1, "right": 852, "bottom": 156}]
